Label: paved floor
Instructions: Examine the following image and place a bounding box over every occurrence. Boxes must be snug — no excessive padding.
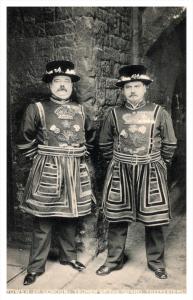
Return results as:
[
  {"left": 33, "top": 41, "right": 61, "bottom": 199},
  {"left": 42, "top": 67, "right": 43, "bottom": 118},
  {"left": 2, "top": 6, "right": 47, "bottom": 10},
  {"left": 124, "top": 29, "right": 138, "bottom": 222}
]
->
[{"left": 7, "top": 213, "right": 186, "bottom": 294}]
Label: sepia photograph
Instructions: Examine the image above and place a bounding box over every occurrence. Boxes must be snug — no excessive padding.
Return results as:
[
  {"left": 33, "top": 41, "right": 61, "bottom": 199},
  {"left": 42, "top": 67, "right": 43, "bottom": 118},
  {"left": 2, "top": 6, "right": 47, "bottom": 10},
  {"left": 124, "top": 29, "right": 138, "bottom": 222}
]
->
[{"left": 1, "top": 0, "right": 193, "bottom": 298}]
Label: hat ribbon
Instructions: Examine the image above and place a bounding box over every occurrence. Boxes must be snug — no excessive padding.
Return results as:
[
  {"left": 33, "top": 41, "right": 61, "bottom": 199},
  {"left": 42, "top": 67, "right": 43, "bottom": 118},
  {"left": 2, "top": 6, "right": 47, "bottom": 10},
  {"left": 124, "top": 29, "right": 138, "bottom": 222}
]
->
[
  {"left": 120, "top": 74, "right": 151, "bottom": 81},
  {"left": 46, "top": 67, "right": 76, "bottom": 75}
]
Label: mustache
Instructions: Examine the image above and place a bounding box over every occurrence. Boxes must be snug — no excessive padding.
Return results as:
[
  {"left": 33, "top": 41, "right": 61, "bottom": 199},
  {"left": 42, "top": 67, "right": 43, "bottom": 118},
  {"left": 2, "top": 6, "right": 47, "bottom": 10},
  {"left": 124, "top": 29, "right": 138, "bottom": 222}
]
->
[{"left": 57, "top": 88, "right": 67, "bottom": 92}]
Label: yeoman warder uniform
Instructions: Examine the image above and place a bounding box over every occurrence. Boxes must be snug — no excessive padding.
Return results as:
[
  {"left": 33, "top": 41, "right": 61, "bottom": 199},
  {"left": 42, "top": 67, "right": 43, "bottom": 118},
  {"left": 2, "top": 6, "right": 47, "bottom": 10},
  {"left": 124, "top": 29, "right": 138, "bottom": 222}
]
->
[
  {"left": 17, "top": 60, "right": 95, "bottom": 285},
  {"left": 96, "top": 65, "right": 177, "bottom": 279}
]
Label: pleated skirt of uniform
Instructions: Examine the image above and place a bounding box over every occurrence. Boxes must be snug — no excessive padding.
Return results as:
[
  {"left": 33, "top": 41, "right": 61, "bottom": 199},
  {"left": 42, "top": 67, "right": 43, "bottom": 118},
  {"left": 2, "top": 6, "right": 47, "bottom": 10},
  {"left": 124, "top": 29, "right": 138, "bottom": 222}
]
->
[
  {"left": 102, "top": 159, "right": 171, "bottom": 226},
  {"left": 20, "top": 153, "right": 93, "bottom": 218}
]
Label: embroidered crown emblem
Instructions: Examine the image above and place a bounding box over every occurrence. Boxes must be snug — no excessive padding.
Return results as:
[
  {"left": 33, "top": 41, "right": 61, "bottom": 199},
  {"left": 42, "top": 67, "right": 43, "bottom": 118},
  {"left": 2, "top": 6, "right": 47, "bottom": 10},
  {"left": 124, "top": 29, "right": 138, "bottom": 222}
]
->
[{"left": 54, "top": 106, "right": 73, "bottom": 120}]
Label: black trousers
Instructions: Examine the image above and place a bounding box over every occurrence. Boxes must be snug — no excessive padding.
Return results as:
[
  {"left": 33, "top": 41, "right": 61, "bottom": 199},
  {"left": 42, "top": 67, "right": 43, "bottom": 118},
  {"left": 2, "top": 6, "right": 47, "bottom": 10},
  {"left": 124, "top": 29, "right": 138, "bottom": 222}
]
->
[
  {"left": 104, "top": 221, "right": 167, "bottom": 270},
  {"left": 27, "top": 217, "right": 78, "bottom": 274}
]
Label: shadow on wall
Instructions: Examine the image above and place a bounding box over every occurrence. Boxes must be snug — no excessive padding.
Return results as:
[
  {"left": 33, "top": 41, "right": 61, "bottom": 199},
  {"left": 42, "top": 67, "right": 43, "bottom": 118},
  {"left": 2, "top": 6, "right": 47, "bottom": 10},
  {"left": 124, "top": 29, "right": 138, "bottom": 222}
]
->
[
  {"left": 144, "top": 17, "right": 186, "bottom": 217},
  {"left": 168, "top": 157, "right": 186, "bottom": 217}
]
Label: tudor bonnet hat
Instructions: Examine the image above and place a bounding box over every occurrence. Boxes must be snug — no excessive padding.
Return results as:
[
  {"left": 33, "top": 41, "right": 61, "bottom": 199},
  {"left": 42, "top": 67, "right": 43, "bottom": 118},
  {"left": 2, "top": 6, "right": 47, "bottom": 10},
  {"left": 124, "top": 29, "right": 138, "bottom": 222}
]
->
[
  {"left": 42, "top": 60, "right": 80, "bottom": 83},
  {"left": 116, "top": 64, "right": 153, "bottom": 87}
]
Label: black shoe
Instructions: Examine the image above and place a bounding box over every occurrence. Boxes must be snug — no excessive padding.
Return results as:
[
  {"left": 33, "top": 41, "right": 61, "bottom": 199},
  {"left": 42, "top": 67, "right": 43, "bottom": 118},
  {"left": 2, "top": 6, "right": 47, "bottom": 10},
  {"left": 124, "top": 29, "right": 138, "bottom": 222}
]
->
[
  {"left": 60, "top": 260, "right": 86, "bottom": 271},
  {"left": 148, "top": 265, "right": 168, "bottom": 279},
  {"left": 96, "top": 264, "right": 123, "bottom": 276},
  {"left": 23, "top": 271, "right": 44, "bottom": 285},
  {"left": 96, "top": 254, "right": 128, "bottom": 276},
  {"left": 154, "top": 268, "right": 168, "bottom": 279}
]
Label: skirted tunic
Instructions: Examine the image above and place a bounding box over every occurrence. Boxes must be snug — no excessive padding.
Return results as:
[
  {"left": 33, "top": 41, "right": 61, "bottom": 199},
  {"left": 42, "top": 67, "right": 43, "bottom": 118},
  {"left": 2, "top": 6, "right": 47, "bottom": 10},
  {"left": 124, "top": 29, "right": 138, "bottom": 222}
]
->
[
  {"left": 99, "top": 100, "right": 177, "bottom": 226},
  {"left": 17, "top": 98, "right": 95, "bottom": 218}
]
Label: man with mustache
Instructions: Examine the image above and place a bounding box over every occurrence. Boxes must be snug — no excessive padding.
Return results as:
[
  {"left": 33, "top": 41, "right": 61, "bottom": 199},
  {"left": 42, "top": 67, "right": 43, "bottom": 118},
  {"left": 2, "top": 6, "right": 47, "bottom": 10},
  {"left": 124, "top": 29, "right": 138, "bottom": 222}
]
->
[
  {"left": 17, "top": 60, "right": 96, "bottom": 285},
  {"left": 96, "top": 64, "right": 177, "bottom": 279}
]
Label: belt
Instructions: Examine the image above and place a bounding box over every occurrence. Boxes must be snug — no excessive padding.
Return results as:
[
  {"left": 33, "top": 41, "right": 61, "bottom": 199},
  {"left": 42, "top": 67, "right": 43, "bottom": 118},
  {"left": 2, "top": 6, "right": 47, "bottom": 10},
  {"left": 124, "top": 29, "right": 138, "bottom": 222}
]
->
[
  {"left": 37, "top": 144, "right": 86, "bottom": 157},
  {"left": 113, "top": 150, "right": 161, "bottom": 165}
]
